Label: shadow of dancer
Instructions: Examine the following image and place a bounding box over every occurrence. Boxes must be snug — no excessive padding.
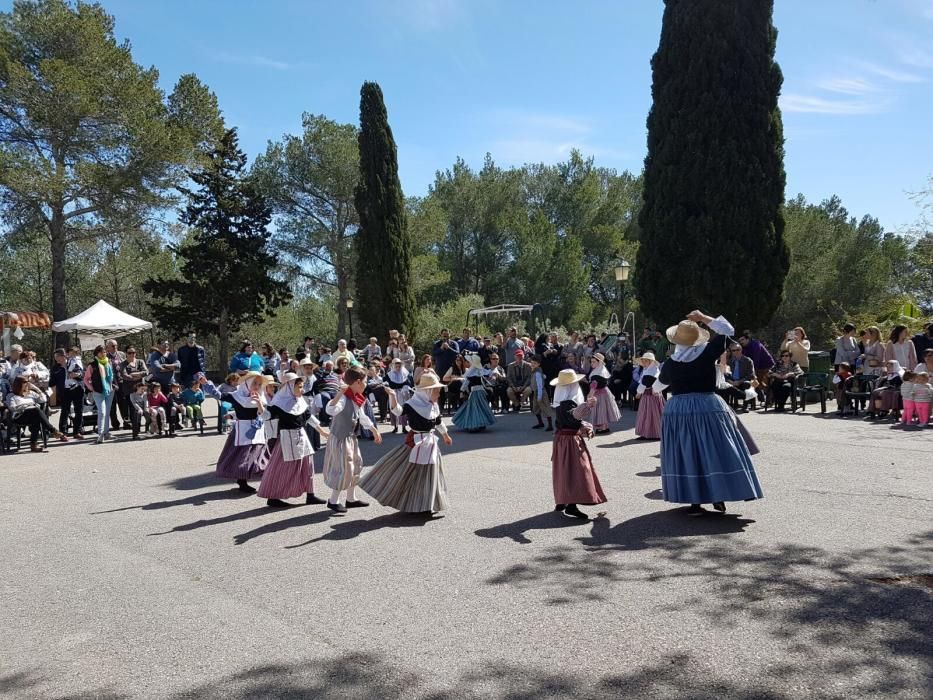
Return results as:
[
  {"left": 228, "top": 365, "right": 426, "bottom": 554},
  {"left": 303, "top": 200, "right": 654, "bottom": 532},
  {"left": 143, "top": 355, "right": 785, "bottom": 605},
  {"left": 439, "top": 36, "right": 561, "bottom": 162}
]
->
[
  {"left": 577, "top": 510, "right": 756, "bottom": 551},
  {"left": 147, "top": 506, "right": 275, "bottom": 536},
  {"left": 475, "top": 511, "right": 597, "bottom": 545},
  {"left": 91, "top": 488, "right": 250, "bottom": 515},
  {"left": 234, "top": 509, "right": 333, "bottom": 545},
  {"left": 285, "top": 512, "right": 435, "bottom": 549}
]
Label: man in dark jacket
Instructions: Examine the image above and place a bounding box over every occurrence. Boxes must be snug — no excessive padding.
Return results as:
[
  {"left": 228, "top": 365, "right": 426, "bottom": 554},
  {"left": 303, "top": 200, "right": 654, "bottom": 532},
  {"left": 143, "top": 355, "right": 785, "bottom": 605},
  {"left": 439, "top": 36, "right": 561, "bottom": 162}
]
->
[
  {"left": 912, "top": 323, "right": 933, "bottom": 359},
  {"left": 177, "top": 333, "right": 206, "bottom": 387}
]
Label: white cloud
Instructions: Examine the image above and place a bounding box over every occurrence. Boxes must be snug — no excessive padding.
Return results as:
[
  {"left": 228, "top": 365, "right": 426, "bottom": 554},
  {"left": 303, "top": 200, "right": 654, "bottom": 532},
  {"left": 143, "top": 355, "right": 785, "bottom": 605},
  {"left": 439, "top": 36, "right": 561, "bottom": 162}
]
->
[
  {"left": 857, "top": 60, "right": 925, "bottom": 83},
  {"left": 209, "top": 51, "right": 309, "bottom": 72},
  {"left": 816, "top": 77, "right": 878, "bottom": 95},
  {"left": 780, "top": 94, "right": 889, "bottom": 115},
  {"left": 898, "top": 46, "right": 933, "bottom": 69},
  {"left": 385, "top": 0, "right": 468, "bottom": 32}
]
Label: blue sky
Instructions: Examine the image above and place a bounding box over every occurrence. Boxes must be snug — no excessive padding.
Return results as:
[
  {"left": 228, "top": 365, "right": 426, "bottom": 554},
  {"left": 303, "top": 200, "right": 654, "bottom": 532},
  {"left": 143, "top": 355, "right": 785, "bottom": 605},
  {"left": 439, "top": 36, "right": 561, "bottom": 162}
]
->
[{"left": 32, "top": 0, "right": 933, "bottom": 231}]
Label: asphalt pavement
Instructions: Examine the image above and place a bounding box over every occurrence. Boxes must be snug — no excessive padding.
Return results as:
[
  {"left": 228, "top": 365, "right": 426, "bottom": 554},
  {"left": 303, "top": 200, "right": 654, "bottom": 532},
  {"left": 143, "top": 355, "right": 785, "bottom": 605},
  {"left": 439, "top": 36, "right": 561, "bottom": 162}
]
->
[{"left": 1, "top": 403, "right": 931, "bottom": 699}]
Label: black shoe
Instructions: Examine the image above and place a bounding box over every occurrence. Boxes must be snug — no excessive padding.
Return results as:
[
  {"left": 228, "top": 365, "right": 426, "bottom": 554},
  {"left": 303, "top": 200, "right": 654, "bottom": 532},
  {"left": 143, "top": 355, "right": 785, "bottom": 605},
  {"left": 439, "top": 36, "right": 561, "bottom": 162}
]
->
[
  {"left": 554, "top": 504, "right": 566, "bottom": 512},
  {"left": 686, "top": 504, "right": 705, "bottom": 516},
  {"left": 345, "top": 499, "right": 369, "bottom": 508},
  {"left": 712, "top": 501, "right": 726, "bottom": 513},
  {"left": 237, "top": 479, "right": 256, "bottom": 494},
  {"left": 545, "top": 426, "right": 553, "bottom": 432},
  {"left": 563, "top": 504, "right": 589, "bottom": 520},
  {"left": 306, "top": 493, "right": 327, "bottom": 505},
  {"left": 267, "top": 499, "right": 293, "bottom": 508},
  {"left": 327, "top": 502, "right": 347, "bottom": 513},
  {"left": 532, "top": 423, "right": 543, "bottom": 429}
]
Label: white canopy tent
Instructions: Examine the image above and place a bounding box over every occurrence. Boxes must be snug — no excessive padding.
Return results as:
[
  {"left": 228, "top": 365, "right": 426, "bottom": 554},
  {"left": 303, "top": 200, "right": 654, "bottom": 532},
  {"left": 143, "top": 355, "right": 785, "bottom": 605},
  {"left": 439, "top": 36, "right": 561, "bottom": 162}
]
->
[{"left": 53, "top": 300, "right": 153, "bottom": 350}]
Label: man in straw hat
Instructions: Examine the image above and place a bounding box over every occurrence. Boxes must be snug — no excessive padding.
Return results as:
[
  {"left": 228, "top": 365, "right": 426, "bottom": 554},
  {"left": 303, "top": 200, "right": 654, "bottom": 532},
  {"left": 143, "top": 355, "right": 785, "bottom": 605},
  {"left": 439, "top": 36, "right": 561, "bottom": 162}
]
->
[
  {"left": 549, "top": 368, "right": 607, "bottom": 521},
  {"left": 360, "top": 371, "right": 453, "bottom": 515},
  {"left": 658, "top": 310, "right": 763, "bottom": 516}
]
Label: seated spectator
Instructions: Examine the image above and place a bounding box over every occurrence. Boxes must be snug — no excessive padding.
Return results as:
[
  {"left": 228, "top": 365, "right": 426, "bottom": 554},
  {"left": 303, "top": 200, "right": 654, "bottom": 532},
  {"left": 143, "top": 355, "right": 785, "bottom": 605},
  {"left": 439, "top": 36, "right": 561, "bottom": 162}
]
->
[
  {"left": 482, "top": 353, "right": 508, "bottom": 412},
  {"left": 5, "top": 376, "right": 69, "bottom": 451},
  {"left": 168, "top": 382, "right": 185, "bottom": 432},
  {"left": 870, "top": 360, "right": 905, "bottom": 418},
  {"left": 397, "top": 335, "right": 415, "bottom": 372},
  {"left": 331, "top": 339, "right": 355, "bottom": 366},
  {"left": 609, "top": 354, "right": 634, "bottom": 406},
  {"left": 737, "top": 330, "right": 775, "bottom": 397},
  {"left": 9, "top": 350, "right": 51, "bottom": 391},
  {"left": 365, "top": 362, "right": 389, "bottom": 422},
  {"left": 767, "top": 351, "right": 803, "bottom": 412},
  {"left": 442, "top": 354, "right": 467, "bottom": 413},
  {"left": 413, "top": 354, "right": 434, "bottom": 384},
  {"left": 506, "top": 350, "right": 532, "bottom": 412},
  {"left": 911, "top": 322, "right": 933, "bottom": 359},
  {"left": 129, "top": 382, "right": 148, "bottom": 440},
  {"left": 147, "top": 383, "right": 169, "bottom": 436},
  {"left": 181, "top": 380, "right": 205, "bottom": 429},
  {"left": 362, "top": 337, "right": 382, "bottom": 363},
  {"left": 832, "top": 362, "right": 853, "bottom": 413},
  {"left": 335, "top": 356, "right": 350, "bottom": 378},
  {"left": 914, "top": 348, "right": 933, "bottom": 374},
  {"left": 298, "top": 358, "right": 317, "bottom": 395},
  {"left": 229, "top": 339, "right": 263, "bottom": 374},
  {"left": 718, "top": 343, "right": 756, "bottom": 407}
]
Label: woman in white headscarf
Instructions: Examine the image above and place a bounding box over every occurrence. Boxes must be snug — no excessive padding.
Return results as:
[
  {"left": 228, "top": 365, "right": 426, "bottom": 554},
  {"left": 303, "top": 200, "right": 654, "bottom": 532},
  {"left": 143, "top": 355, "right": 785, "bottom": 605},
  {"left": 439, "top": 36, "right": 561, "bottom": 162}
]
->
[
  {"left": 634, "top": 352, "right": 666, "bottom": 439},
  {"left": 870, "top": 359, "right": 905, "bottom": 417},
  {"left": 258, "top": 373, "right": 331, "bottom": 508},
  {"left": 549, "top": 369, "right": 607, "bottom": 521},
  {"left": 658, "top": 311, "right": 762, "bottom": 516},
  {"left": 359, "top": 371, "right": 453, "bottom": 515},
  {"left": 588, "top": 352, "right": 621, "bottom": 434},
  {"left": 452, "top": 354, "right": 496, "bottom": 433}
]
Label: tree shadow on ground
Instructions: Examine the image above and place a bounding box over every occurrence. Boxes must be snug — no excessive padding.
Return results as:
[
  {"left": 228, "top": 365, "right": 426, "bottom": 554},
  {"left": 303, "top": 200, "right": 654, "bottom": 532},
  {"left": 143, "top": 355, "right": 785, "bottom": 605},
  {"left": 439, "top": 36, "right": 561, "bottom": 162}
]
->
[
  {"left": 0, "top": 669, "right": 127, "bottom": 699},
  {"left": 165, "top": 649, "right": 792, "bottom": 699},
  {"left": 474, "top": 510, "right": 602, "bottom": 545},
  {"left": 285, "top": 512, "right": 438, "bottom": 549},
  {"left": 480, "top": 519, "right": 933, "bottom": 699}
]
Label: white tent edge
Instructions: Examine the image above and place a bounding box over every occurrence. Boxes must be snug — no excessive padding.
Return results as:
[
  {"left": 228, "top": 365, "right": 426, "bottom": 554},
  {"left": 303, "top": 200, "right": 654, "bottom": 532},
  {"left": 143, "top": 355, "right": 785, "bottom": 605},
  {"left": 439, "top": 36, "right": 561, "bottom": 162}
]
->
[{"left": 52, "top": 299, "right": 153, "bottom": 336}]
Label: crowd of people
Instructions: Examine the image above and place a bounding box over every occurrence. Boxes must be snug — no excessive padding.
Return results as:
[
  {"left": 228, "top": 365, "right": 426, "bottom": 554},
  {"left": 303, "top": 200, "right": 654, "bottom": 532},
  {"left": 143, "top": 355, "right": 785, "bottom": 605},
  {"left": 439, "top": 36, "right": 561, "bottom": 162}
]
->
[{"left": 2, "top": 319, "right": 930, "bottom": 456}]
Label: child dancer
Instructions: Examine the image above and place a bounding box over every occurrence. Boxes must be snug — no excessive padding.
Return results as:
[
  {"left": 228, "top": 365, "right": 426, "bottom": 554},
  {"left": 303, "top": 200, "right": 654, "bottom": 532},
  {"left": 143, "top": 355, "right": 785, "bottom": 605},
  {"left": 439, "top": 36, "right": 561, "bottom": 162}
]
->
[
  {"left": 550, "top": 369, "right": 607, "bottom": 521},
  {"left": 259, "top": 372, "right": 331, "bottom": 507},
  {"left": 452, "top": 354, "right": 496, "bottom": 433},
  {"left": 360, "top": 371, "right": 453, "bottom": 515},
  {"left": 213, "top": 371, "right": 272, "bottom": 493},
  {"left": 529, "top": 355, "right": 553, "bottom": 431},
  {"left": 588, "top": 352, "right": 621, "bottom": 434},
  {"left": 635, "top": 352, "right": 666, "bottom": 440},
  {"left": 322, "top": 367, "right": 382, "bottom": 513}
]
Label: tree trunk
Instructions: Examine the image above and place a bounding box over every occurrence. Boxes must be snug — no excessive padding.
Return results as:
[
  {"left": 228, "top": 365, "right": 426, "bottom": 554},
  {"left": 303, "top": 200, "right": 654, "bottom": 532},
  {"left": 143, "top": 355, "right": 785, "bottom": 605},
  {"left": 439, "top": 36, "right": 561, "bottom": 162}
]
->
[
  {"left": 335, "top": 253, "right": 348, "bottom": 340},
  {"left": 217, "top": 307, "right": 229, "bottom": 376},
  {"left": 50, "top": 210, "right": 69, "bottom": 351}
]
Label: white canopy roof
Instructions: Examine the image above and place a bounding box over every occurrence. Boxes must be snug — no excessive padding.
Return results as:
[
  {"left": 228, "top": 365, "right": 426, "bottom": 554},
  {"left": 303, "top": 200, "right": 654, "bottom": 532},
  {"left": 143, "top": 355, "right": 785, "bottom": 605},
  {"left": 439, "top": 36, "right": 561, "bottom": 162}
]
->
[{"left": 52, "top": 299, "right": 152, "bottom": 335}]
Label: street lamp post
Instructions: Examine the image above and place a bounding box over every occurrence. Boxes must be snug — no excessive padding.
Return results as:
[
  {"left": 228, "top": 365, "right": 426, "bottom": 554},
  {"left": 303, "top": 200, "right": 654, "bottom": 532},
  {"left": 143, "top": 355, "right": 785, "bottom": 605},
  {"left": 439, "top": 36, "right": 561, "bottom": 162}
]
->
[
  {"left": 614, "top": 260, "right": 631, "bottom": 337},
  {"left": 346, "top": 298, "right": 354, "bottom": 339}
]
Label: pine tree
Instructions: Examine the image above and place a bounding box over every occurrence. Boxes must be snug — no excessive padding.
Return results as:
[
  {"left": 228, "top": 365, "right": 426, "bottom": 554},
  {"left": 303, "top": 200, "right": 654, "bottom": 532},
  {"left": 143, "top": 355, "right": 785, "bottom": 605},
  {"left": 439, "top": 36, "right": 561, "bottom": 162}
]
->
[
  {"left": 635, "top": 0, "right": 789, "bottom": 329},
  {"left": 354, "top": 82, "right": 416, "bottom": 343},
  {"left": 144, "top": 128, "right": 291, "bottom": 367}
]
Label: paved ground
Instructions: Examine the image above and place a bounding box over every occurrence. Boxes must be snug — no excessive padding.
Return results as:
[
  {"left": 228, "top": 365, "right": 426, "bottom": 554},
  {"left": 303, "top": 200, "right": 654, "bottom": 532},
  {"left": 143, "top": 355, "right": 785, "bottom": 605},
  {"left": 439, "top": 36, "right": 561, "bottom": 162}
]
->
[{"left": 1, "top": 403, "right": 931, "bottom": 699}]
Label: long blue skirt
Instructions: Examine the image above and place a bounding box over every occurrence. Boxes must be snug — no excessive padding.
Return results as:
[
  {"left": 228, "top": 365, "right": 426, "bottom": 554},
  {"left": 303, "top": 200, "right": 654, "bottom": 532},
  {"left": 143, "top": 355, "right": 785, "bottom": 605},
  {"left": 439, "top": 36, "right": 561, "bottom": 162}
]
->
[
  {"left": 452, "top": 390, "right": 496, "bottom": 431},
  {"left": 660, "top": 392, "right": 763, "bottom": 504}
]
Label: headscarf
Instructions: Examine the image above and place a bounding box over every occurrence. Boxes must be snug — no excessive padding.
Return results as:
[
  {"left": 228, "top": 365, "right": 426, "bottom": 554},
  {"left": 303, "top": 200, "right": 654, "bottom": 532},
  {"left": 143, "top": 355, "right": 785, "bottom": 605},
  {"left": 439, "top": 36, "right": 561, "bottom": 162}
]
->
[
  {"left": 231, "top": 375, "right": 265, "bottom": 408},
  {"left": 388, "top": 363, "right": 409, "bottom": 385},
  {"left": 269, "top": 376, "right": 307, "bottom": 415},
  {"left": 590, "top": 355, "right": 610, "bottom": 379},
  {"left": 406, "top": 387, "right": 441, "bottom": 420},
  {"left": 551, "top": 382, "right": 585, "bottom": 408},
  {"left": 885, "top": 360, "right": 904, "bottom": 378}
]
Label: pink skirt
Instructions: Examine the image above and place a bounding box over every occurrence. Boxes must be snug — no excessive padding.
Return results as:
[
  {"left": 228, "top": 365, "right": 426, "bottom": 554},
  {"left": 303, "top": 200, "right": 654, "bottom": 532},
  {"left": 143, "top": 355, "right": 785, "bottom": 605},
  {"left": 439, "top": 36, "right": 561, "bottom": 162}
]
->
[
  {"left": 635, "top": 391, "right": 665, "bottom": 439},
  {"left": 590, "top": 387, "right": 621, "bottom": 428},
  {"left": 551, "top": 430, "right": 607, "bottom": 505},
  {"left": 257, "top": 441, "right": 314, "bottom": 499}
]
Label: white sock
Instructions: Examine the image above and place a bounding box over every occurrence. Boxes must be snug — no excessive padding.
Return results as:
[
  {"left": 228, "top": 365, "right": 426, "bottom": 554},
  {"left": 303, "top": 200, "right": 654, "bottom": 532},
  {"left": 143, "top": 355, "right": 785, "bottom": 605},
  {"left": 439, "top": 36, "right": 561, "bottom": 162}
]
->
[
  {"left": 347, "top": 485, "right": 357, "bottom": 502},
  {"left": 329, "top": 489, "right": 340, "bottom": 505}
]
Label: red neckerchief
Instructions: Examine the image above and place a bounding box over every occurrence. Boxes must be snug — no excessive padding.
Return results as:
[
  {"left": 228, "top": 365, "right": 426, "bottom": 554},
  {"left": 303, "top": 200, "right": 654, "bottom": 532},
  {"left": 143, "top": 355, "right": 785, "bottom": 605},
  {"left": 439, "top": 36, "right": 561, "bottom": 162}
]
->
[{"left": 344, "top": 388, "right": 366, "bottom": 407}]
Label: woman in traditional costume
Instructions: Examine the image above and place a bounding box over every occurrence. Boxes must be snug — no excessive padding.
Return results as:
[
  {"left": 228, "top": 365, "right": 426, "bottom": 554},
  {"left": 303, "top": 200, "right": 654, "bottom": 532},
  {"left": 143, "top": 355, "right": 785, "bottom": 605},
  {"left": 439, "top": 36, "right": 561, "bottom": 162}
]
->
[
  {"left": 550, "top": 369, "right": 607, "bottom": 521},
  {"left": 588, "top": 352, "right": 621, "bottom": 434},
  {"left": 258, "top": 373, "right": 331, "bottom": 508},
  {"left": 360, "top": 372, "right": 452, "bottom": 515},
  {"left": 213, "top": 371, "right": 273, "bottom": 493},
  {"left": 452, "top": 354, "right": 496, "bottom": 432},
  {"left": 634, "top": 352, "right": 665, "bottom": 439},
  {"left": 659, "top": 311, "right": 763, "bottom": 515}
]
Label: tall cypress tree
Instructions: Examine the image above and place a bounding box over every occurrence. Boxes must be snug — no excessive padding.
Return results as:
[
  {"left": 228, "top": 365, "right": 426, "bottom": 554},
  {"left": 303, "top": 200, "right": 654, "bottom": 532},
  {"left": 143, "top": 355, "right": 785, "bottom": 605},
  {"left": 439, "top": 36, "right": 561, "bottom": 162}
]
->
[
  {"left": 354, "top": 82, "right": 416, "bottom": 343},
  {"left": 635, "top": 0, "right": 789, "bottom": 329}
]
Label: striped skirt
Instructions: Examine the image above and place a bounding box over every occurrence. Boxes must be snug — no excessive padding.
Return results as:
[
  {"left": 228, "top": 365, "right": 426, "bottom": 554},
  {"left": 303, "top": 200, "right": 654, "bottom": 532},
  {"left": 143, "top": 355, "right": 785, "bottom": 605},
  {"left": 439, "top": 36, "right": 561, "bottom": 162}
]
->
[
  {"left": 359, "top": 444, "right": 450, "bottom": 513},
  {"left": 635, "top": 391, "right": 665, "bottom": 439},
  {"left": 590, "top": 387, "right": 621, "bottom": 428},
  {"left": 322, "top": 435, "right": 363, "bottom": 491},
  {"left": 257, "top": 441, "right": 314, "bottom": 499},
  {"left": 660, "top": 392, "right": 763, "bottom": 504},
  {"left": 215, "top": 432, "right": 269, "bottom": 481}
]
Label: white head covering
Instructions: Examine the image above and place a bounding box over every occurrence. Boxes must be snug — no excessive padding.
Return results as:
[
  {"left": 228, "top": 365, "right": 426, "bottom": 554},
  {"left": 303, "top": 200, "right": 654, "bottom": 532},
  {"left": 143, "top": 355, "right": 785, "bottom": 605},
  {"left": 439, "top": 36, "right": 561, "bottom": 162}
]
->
[
  {"left": 269, "top": 374, "right": 307, "bottom": 415},
  {"left": 590, "top": 354, "right": 610, "bottom": 379},
  {"left": 388, "top": 363, "right": 409, "bottom": 384},
  {"left": 886, "top": 360, "right": 904, "bottom": 378},
  {"left": 551, "top": 382, "right": 585, "bottom": 408}
]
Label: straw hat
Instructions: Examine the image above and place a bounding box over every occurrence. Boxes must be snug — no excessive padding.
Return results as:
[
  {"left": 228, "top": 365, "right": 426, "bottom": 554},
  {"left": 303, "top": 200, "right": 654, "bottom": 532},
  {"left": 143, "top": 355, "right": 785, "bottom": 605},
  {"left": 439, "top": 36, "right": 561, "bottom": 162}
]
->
[
  {"left": 414, "top": 371, "right": 445, "bottom": 391},
  {"left": 550, "top": 368, "right": 586, "bottom": 386},
  {"left": 299, "top": 357, "right": 315, "bottom": 367},
  {"left": 241, "top": 371, "right": 273, "bottom": 386},
  {"left": 592, "top": 352, "right": 605, "bottom": 364},
  {"left": 280, "top": 372, "right": 301, "bottom": 385},
  {"left": 637, "top": 352, "right": 657, "bottom": 366},
  {"left": 666, "top": 320, "right": 710, "bottom": 347}
]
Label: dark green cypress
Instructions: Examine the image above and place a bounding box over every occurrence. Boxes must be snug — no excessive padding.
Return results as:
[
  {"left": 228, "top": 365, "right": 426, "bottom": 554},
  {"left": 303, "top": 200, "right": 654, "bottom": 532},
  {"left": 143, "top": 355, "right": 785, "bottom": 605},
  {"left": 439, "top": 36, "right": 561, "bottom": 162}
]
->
[
  {"left": 354, "top": 82, "right": 416, "bottom": 342},
  {"left": 635, "top": 0, "right": 789, "bottom": 329}
]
